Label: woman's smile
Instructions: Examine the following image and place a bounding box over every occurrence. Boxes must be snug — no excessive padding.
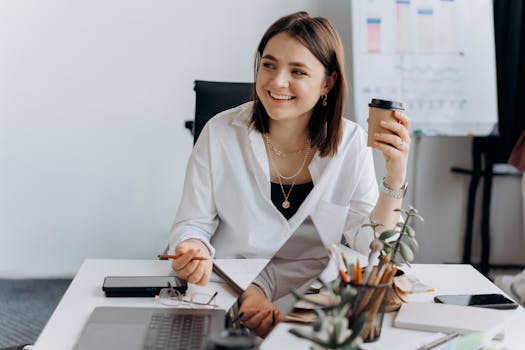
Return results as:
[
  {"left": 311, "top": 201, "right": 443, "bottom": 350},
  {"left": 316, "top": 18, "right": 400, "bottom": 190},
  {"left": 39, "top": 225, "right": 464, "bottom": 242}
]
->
[{"left": 268, "top": 91, "right": 296, "bottom": 101}]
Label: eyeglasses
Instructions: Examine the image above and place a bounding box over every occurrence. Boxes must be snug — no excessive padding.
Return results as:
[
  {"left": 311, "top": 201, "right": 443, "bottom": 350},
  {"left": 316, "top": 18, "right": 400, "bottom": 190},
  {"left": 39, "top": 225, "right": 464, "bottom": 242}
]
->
[{"left": 155, "top": 285, "right": 219, "bottom": 308}]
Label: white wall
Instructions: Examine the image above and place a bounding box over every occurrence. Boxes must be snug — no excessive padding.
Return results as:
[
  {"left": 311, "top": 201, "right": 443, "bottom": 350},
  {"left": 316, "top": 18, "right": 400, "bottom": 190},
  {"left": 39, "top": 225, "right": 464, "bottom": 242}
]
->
[{"left": 1, "top": 0, "right": 523, "bottom": 277}]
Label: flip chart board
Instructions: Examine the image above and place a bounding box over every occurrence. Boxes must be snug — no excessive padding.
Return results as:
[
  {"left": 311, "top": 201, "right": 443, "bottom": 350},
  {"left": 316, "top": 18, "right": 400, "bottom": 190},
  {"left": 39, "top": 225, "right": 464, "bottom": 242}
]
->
[{"left": 350, "top": 0, "right": 498, "bottom": 136}]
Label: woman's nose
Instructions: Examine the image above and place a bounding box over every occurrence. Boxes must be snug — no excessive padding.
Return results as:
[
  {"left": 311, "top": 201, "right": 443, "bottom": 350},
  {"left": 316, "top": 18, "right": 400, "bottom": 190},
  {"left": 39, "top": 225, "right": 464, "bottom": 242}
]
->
[{"left": 271, "top": 70, "right": 290, "bottom": 88}]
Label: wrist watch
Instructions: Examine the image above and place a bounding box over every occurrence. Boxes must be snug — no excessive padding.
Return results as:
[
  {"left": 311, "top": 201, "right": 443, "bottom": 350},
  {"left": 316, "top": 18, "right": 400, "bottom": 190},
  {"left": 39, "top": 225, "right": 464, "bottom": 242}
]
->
[{"left": 380, "top": 177, "right": 408, "bottom": 199}]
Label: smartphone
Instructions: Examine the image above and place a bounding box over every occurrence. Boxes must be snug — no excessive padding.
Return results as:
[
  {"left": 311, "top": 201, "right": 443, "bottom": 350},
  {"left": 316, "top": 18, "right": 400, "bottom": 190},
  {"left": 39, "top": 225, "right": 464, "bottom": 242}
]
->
[
  {"left": 434, "top": 293, "right": 519, "bottom": 310},
  {"left": 102, "top": 276, "right": 187, "bottom": 297}
]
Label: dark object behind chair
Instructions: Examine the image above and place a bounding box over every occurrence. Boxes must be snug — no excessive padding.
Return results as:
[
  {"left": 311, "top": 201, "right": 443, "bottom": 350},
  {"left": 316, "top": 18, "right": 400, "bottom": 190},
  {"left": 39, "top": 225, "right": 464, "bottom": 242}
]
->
[{"left": 185, "top": 80, "right": 254, "bottom": 144}]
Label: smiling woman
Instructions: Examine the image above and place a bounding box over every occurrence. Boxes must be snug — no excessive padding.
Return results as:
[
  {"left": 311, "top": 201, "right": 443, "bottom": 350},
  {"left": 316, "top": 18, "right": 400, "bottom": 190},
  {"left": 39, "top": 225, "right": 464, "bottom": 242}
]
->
[{"left": 168, "top": 11, "right": 412, "bottom": 338}]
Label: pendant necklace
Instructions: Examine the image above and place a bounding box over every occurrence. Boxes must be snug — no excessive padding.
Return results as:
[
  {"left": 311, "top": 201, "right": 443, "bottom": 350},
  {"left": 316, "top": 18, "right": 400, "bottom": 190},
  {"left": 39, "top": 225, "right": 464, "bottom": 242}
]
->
[{"left": 265, "top": 134, "right": 311, "bottom": 209}]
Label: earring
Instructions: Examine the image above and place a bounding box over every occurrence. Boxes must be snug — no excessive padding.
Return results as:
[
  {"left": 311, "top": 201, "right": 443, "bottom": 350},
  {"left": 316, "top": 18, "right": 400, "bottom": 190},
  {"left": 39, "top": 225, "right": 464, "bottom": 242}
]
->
[{"left": 321, "top": 94, "right": 328, "bottom": 107}]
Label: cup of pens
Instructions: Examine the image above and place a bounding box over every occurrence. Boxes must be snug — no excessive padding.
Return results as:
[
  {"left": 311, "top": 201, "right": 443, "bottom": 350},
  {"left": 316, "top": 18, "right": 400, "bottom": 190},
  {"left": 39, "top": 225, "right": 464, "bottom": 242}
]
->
[{"left": 347, "top": 262, "right": 397, "bottom": 342}]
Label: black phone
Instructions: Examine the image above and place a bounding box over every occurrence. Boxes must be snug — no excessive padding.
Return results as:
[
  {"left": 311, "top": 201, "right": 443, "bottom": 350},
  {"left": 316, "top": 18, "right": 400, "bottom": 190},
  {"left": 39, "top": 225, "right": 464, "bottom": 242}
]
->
[
  {"left": 102, "top": 276, "right": 187, "bottom": 297},
  {"left": 434, "top": 293, "right": 519, "bottom": 310}
]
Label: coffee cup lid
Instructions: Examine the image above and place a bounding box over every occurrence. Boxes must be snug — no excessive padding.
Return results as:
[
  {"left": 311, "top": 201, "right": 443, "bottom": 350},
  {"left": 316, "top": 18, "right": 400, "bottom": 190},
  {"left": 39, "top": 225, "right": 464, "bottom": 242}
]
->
[{"left": 368, "top": 98, "right": 404, "bottom": 110}]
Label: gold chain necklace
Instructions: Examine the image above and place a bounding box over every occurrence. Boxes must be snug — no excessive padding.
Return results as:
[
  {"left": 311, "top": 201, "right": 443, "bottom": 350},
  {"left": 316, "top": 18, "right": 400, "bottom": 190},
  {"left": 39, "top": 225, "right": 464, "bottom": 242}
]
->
[
  {"left": 264, "top": 134, "right": 311, "bottom": 209},
  {"left": 266, "top": 138, "right": 305, "bottom": 158}
]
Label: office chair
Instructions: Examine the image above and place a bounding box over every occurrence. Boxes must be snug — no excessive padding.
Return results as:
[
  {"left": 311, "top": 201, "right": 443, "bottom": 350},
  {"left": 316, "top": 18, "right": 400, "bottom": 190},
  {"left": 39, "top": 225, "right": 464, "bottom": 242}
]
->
[
  {"left": 185, "top": 80, "right": 254, "bottom": 144},
  {"left": 161, "top": 80, "right": 254, "bottom": 259}
]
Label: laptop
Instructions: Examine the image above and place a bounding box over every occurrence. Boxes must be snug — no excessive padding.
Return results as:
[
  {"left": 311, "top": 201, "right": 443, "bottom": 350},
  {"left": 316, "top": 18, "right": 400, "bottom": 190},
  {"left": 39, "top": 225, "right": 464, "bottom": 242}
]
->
[{"left": 74, "top": 221, "right": 333, "bottom": 350}]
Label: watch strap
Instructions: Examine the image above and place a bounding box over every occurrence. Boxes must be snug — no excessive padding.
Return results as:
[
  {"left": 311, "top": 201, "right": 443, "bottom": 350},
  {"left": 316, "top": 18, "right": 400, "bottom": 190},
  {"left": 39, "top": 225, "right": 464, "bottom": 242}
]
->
[{"left": 380, "top": 177, "right": 408, "bottom": 199}]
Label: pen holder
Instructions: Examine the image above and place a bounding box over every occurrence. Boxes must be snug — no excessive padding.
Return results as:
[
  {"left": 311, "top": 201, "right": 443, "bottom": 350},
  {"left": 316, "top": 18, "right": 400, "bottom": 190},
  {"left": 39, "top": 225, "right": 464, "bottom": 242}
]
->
[{"left": 347, "top": 281, "right": 392, "bottom": 343}]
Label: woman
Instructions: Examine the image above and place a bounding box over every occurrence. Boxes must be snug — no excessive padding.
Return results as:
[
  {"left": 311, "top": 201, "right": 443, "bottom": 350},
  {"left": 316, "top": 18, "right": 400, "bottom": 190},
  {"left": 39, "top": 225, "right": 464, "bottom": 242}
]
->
[{"left": 169, "top": 12, "right": 410, "bottom": 336}]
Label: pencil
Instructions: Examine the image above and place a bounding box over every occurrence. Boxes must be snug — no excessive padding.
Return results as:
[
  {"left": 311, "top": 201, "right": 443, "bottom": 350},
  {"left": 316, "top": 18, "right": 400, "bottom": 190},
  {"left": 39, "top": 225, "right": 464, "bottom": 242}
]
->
[
  {"left": 356, "top": 261, "right": 362, "bottom": 285},
  {"left": 232, "top": 312, "right": 244, "bottom": 324},
  {"left": 271, "top": 309, "right": 276, "bottom": 326},
  {"left": 418, "top": 332, "right": 460, "bottom": 350},
  {"left": 157, "top": 254, "right": 209, "bottom": 261}
]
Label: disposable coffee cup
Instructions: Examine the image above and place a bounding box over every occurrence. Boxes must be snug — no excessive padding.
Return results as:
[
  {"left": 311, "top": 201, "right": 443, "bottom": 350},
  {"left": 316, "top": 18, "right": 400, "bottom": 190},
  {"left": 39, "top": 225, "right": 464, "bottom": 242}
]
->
[{"left": 367, "top": 99, "right": 405, "bottom": 147}]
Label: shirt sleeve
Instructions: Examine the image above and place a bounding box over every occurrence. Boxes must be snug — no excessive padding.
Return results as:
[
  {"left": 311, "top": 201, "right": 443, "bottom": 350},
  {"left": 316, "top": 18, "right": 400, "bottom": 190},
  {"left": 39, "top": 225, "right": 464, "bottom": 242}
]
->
[
  {"left": 342, "top": 145, "right": 379, "bottom": 255},
  {"left": 168, "top": 123, "right": 218, "bottom": 257}
]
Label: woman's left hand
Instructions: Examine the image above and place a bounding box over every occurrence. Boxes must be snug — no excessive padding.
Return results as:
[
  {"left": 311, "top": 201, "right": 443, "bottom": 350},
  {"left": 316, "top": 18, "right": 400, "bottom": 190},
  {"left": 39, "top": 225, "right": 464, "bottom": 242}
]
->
[
  {"left": 372, "top": 110, "right": 411, "bottom": 188},
  {"left": 239, "top": 285, "right": 282, "bottom": 338}
]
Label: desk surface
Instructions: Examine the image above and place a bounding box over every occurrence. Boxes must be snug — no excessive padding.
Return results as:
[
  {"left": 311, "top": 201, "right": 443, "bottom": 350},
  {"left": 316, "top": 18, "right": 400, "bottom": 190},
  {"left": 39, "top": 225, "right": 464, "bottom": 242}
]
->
[{"left": 34, "top": 260, "right": 525, "bottom": 350}]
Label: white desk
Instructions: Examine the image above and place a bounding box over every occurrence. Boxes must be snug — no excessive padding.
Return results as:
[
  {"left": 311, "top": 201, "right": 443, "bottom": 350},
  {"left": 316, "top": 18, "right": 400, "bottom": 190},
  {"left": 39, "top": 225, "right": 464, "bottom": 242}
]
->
[{"left": 34, "top": 260, "right": 525, "bottom": 350}]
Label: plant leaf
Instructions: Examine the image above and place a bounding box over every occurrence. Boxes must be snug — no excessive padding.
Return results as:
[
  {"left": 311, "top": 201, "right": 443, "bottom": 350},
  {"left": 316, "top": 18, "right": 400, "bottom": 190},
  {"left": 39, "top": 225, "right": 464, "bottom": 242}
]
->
[
  {"left": 378, "top": 230, "right": 397, "bottom": 240},
  {"left": 312, "top": 308, "right": 325, "bottom": 332},
  {"left": 405, "top": 225, "right": 415, "bottom": 238},
  {"left": 408, "top": 236, "right": 419, "bottom": 252},
  {"left": 341, "top": 312, "right": 368, "bottom": 347},
  {"left": 336, "top": 303, "right": 351, "bottom": 319},
  {"left": 340, "top": 287, "right": 357, "bottom": 305},
  {"left": 413, "top": 213, "right": 424, "bottom": 222},
  {"left": 399, "top": 241, "right": 414, "bottom": 262},
  {"left": 289, "top": 328, "right": 330, "bottom": 347}
]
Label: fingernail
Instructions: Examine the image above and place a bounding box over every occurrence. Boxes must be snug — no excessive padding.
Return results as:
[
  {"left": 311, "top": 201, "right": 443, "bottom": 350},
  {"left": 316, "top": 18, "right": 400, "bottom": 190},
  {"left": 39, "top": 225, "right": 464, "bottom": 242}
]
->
[
  {"left": 375, "top": 133, "right": 380, "bottom": 137},
  {"left": 380, "top": 120, "right": 387, "bottom": 125}
]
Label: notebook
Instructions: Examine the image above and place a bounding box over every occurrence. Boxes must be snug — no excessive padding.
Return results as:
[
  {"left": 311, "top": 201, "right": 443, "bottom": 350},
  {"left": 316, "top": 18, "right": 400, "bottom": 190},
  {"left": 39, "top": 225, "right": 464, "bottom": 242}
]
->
[
  {"left": 394, "top": 302, "right": 508, "bottom": 335},
  {"left": 73, "top": 221, "right": 332, "bottom": 350}
]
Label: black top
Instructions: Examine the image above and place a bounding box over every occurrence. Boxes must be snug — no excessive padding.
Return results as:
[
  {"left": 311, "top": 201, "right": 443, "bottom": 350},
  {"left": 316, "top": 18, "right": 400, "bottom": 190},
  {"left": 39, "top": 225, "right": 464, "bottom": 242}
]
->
[{"left": 271, "top": 182, "right": 314, "bottom": 220}]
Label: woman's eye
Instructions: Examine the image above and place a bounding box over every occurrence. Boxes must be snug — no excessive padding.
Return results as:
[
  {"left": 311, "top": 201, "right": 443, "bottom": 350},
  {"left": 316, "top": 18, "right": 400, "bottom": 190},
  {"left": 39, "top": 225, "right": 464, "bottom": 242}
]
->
[
  {"left": 293, "top": 70, "right": 307, "bottom": 76},
  {"left": 262, "top": 62, "right": 275, "bottom": 69}
]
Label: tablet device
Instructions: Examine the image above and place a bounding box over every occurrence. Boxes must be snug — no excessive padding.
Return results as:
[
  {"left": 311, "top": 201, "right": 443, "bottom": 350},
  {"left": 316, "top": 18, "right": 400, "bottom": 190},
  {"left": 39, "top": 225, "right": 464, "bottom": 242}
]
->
[
  {"left": 434, "top": 293, "right": 519, "bottom": 310},
  {"left": 102, "top": 276, "right": 187, "bottom": 297}
]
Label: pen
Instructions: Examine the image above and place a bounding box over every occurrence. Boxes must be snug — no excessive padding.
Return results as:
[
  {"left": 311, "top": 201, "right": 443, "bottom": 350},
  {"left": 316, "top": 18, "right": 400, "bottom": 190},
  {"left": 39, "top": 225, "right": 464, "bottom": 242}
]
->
[
  {"left": 418, "top": 332, "right": 460, "bottom": 350},
  {"left": 271, "top": 309, "right": 276, "bottom": 326},
  {"left": 157, "top": 254, "right": 209, "bottom": 261},
  {"left": 212, "top": 262, "right": 244, "bottom": 295},
  {"left": 232, "top": 312, "right": 244, "bottom": 325}
]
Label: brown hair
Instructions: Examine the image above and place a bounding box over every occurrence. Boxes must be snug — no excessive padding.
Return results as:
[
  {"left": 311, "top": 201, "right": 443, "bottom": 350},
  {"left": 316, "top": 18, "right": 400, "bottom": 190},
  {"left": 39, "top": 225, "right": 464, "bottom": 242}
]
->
[{"left": 251, "top": 11, "right": 347, "bottom": 157}]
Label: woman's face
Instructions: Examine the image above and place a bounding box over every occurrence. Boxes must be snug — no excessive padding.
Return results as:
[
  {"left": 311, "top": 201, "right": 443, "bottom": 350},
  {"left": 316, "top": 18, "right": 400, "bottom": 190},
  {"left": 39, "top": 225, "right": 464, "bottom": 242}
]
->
[{"left": 256, "top": 32, "right": 333, "bottom": 124}]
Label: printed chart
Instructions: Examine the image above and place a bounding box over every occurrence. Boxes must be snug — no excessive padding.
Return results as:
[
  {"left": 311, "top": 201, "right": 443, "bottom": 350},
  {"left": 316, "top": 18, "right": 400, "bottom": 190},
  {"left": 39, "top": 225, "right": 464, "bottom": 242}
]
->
[{"left": 351, "top": 0, "right": 498, "bottom": 135}]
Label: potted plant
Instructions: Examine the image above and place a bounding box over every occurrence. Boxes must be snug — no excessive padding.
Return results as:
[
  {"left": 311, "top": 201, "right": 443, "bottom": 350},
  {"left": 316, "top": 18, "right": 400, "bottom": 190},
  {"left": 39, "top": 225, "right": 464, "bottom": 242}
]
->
[
  {"left": 288, "top": 278, "right": 368, "bottom": 350},
  {"left": 363, "top": 206, "right": 424, "bottom": 312},
  {"left": 367, "top": 206, "right": 424, "bottom": 266},
  {"left": 288, "top": 206, "right": 424, "bottom": 346}
]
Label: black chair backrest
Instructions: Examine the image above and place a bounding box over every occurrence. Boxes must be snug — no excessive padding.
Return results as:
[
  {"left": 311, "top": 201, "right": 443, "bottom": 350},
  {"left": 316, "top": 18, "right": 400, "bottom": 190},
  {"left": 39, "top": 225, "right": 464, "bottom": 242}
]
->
[{"left": 193, "top": 80, "right": 254, "bottom": 144}]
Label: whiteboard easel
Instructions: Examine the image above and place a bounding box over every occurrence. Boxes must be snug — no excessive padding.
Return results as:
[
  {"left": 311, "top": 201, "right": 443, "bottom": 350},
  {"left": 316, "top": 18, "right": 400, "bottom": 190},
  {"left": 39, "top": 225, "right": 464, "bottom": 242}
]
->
[{"left": 350, "top": 0, "right": 498, "bottom": 136}]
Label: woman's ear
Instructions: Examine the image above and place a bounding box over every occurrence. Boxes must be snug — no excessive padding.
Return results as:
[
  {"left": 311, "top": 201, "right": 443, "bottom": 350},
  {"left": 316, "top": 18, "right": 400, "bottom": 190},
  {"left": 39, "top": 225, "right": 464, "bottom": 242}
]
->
[{"left": 323, "top": 71, "right": 338, "bottom": 95}]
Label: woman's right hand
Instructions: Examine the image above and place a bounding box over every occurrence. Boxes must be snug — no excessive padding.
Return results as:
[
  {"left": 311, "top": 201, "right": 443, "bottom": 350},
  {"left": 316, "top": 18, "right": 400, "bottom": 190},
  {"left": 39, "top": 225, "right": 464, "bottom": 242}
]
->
[{"left": 171, "top": 239, "right": 212, "bottom": 285}]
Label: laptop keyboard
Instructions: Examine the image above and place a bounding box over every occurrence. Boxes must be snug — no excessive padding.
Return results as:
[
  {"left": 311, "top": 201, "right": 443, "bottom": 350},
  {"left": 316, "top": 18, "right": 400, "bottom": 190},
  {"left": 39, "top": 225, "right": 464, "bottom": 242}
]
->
[{"left": 143, "top": 311, "right": 211, "bottom": 350}]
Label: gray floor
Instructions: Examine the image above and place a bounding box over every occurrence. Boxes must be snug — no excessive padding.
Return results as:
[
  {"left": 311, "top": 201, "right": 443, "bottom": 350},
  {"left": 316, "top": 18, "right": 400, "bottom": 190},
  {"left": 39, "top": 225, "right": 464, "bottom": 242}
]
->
[{"left": 0, "top": 279, "right": 72, "bottom": 348}]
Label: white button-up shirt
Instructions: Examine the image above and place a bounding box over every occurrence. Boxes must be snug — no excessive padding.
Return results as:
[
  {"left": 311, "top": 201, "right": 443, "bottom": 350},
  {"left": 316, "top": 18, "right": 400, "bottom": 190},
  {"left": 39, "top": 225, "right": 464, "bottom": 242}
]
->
[{"left": 169, "top": 102, "right": 378, "bottom": 259}]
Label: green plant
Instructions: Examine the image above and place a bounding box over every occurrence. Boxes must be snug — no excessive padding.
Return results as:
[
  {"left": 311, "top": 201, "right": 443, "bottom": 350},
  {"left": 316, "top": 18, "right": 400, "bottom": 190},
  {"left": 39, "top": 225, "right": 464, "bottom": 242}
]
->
[
  {"left": 288, "top": 278, "right": 368, "bottom": 350},
  {"left": 367, "top": 206, "right": 424, "bottom": 266}
]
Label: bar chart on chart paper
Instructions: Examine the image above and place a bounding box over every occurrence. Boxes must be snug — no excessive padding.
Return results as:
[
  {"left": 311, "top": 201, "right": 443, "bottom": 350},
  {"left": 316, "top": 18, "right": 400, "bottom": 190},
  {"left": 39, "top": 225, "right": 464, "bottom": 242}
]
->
[{"left": 351, "top": 0, "right": 498, "bottom": 136}]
